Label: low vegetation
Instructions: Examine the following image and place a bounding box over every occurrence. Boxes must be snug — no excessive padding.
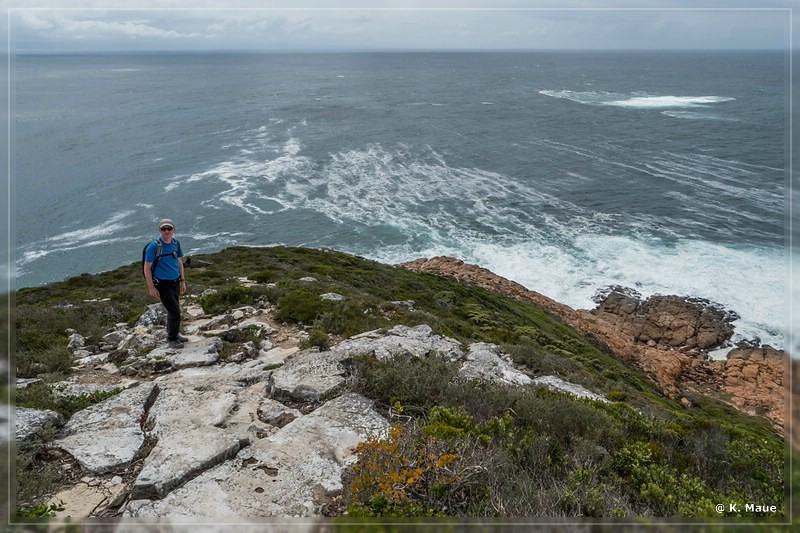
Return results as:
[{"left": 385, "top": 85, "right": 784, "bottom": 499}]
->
[{"left": 10, "top": 246, "right": 791, "bottom": 522}]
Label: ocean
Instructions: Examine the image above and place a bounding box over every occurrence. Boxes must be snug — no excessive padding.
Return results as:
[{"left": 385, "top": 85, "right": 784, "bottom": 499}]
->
[{"left": 12, "top": 50, "right": 792, "bottom": 354}]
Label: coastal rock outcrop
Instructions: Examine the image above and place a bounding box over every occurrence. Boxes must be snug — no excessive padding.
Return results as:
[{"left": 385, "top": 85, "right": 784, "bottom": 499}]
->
[
  {"left": 592, "top": 286, "right": 737, "bottom": 350},
  {"left": 400, "top": 256, "right": 786, "bottom": 433},
  {"left": 710, "top": 344, "right": 785, "bottom": 424}
]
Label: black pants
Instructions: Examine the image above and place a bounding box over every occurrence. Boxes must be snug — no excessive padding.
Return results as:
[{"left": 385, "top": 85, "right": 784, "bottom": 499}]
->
[{"left": 156, "top": 279, "right": 181, "bottom": 341}]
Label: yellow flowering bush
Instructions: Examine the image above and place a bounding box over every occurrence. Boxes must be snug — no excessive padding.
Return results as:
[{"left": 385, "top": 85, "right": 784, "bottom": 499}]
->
[{"left": 347, "top": 422, "right": 490, "bottom": 517}]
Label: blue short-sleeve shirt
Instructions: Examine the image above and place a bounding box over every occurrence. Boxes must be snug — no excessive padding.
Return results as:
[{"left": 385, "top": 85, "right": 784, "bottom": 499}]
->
[{"left": 145, "top": 239, "right": 183, "bottom": 281}]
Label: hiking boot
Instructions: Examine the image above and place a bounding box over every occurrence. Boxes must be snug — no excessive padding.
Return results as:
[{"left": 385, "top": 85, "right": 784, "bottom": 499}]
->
[
  {"left": 167, "top": 339, "right": 184, "bottom": 349},
  {"left": 176, "top": 334, "right": 189, "bottom": 342}
]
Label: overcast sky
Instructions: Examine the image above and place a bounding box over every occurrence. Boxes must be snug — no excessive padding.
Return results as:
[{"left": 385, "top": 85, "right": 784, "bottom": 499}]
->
[{"left": 3, "top": 1, "right": 796, "bottom": 53}]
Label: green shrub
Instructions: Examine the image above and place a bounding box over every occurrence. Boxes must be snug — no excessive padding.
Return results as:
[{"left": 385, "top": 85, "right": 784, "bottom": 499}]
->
[
  {"left": 300, "top": 329, "right": 330, "bottom": 351},
  {"left": 274, "top": 288, "right": 331, "bottom": 324},
  {"left": 15, "top": 382, "right": 122, "bottom": 418},
  {"left": 14, "top": 500, "right": 65, "bottom": 519},
  {"left": 15, "top": 345, "right": 73, "bottom": 378},
  {"left": 350, "top": 353, "right": 461, "bottom": 417},
  {"left": 252, "top": 270, "right": 280, "bottom": 284},
  {"left": 200, "top": 285, "right": 255, "bottom": 314},
  {"left": 607, "top": 389, "right": 628, "bottom": 402}
]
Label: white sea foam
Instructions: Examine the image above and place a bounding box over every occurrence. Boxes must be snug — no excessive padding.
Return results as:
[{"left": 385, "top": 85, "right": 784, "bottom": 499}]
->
[
  {"left": 539, "top": 90, "right": 735, "bottom": 110},
  {"left": 171, "top": 133, "right": 314, "bottom": 216},
  {"left": 605, "top": 95, "right": 735, "bottom": 108},
  {"left": 187, "top": 231, "right": 249, "bottom": 241},
  {"left": 373, "top": 235, "right": 787, "bottom": 353},
  {"left": 171, "top": 131, "right": 787, "bottom": 351},
  {"left": 269, "top": 141, "right": 786, "bottom": 351},
  {"left": 44, "top": 210, "right": 134, "bottom": 247},
  {"left": 661, "top": 110, "right": 737, "bottom": 121}
]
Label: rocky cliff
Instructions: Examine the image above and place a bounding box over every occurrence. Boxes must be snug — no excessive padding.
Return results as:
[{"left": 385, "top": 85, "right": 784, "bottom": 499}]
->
[{"left": 401, "top": 256, "right": 786, "bottom": 433}]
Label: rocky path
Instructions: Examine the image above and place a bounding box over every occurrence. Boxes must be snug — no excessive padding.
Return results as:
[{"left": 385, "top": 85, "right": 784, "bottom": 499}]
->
[{"left": 16, "top": 279, "right": 608, "bottom": 521}]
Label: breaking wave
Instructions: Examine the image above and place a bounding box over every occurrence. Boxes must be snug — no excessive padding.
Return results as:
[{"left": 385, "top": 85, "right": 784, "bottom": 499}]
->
[{"left": 540, "top": 90, "right": 735, "bottom": 109}]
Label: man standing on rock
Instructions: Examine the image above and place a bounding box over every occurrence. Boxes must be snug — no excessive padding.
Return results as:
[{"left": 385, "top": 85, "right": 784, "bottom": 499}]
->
[{"left": 144, "top": 218, "right": 188, "bottom": 349}]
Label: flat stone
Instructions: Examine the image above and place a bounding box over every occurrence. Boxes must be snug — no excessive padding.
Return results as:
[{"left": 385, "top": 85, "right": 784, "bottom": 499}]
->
[
  {"left": 259, "top": 346, "right": 299, "bottom": 366},
  {"left": 269, "top": 349, "right": 350, "bottom": 402},
  {"left": 49, "top": 482, "right": 109, "bottom": 519},
  {"left": 146, "top": 336, "right": 222, "bottom": 369},
  {"left": 124, "top": 393, "right": 389, "bottom": 518},
  {"left": 185, "top": 304, "right": 206, "bottom": 318},
  {"left": 53, "top": 383, "right": 160, "bottom": 474},
  {"left": 74, "top": 352, "right": 111, "bottom": 369},
  {"left": 51, "top": 381, "right": 128, "bottom": 398},
  {"left": 132, "top": 426, "right": 247, "bottom": 499},
  {"left": 15, "top": 378, "right": 41, "bottom": 389}
]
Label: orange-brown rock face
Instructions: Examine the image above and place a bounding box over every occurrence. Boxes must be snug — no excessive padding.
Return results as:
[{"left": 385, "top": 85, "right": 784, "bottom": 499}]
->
[{"left": 400, "top": 256, "right": 787, "bottom": 436}]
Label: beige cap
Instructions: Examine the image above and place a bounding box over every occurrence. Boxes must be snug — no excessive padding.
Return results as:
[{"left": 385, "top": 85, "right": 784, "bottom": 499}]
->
[{"left": 159, "top": 218, "right": 175, "bottom": 229}]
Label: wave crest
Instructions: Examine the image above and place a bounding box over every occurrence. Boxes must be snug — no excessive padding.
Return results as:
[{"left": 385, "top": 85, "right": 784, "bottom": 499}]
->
[{"left": 540, "top": 90, "right": 735, "bottom": 109}]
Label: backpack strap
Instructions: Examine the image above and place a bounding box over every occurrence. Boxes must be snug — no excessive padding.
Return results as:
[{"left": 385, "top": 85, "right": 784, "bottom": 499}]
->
[{"left": 151, "top": 239, "right": 164, "bottom": 276}]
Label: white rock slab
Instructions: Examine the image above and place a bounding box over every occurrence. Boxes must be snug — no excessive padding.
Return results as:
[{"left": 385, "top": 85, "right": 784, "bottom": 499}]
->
[
  {"left": 459, "top": 342, "right": 532, "bottom": 386},
  {"left": 146, "top": 336, "right": 222, "bottom": 369},
  {"left": 532, "top": 375, "right": 609, "bottom": 403},
  {"left": 16, "top": 407, "right": 65, "bottom": 441},
  {"left": 53, "top": 383, "right": 159, "bottom": 474},
  {"left": 259, "top": 346, "right": 299, "bottom": 366},
  {"left": 335, "top": 324, "right": 464, "bottom": 362},
  {"left": 268, "top": 349, "right": 350, "bottom": 402},
  {"left": 123, "top": 393, "right": 389, "bottom": 518}
]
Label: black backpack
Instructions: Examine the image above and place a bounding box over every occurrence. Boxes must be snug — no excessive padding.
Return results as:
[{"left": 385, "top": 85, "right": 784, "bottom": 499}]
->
[{"left": 141, "top": 238, "right": 181, "bottom": 278}]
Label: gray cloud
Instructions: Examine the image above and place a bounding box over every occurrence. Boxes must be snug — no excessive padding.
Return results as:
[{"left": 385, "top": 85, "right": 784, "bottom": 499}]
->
[{"left": 7, "top": 2, "right": 795, "bottom": 52}]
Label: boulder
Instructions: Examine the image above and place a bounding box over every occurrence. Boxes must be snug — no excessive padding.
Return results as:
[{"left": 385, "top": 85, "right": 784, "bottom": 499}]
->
[
  {"left": 592, "top": 288, "right": 737, "bottom": 351},
  {"left": 16, "top": 407, "right": 65, "bottom": 441},
  {"left": 137, "top": 304, "right": 168, "bottom": 328},
  {"left": 67, "top": 333, "right": 85, "bottom": 352},
  {"left": 102, "top": 330, "right": 129, "bottom": 346}
]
